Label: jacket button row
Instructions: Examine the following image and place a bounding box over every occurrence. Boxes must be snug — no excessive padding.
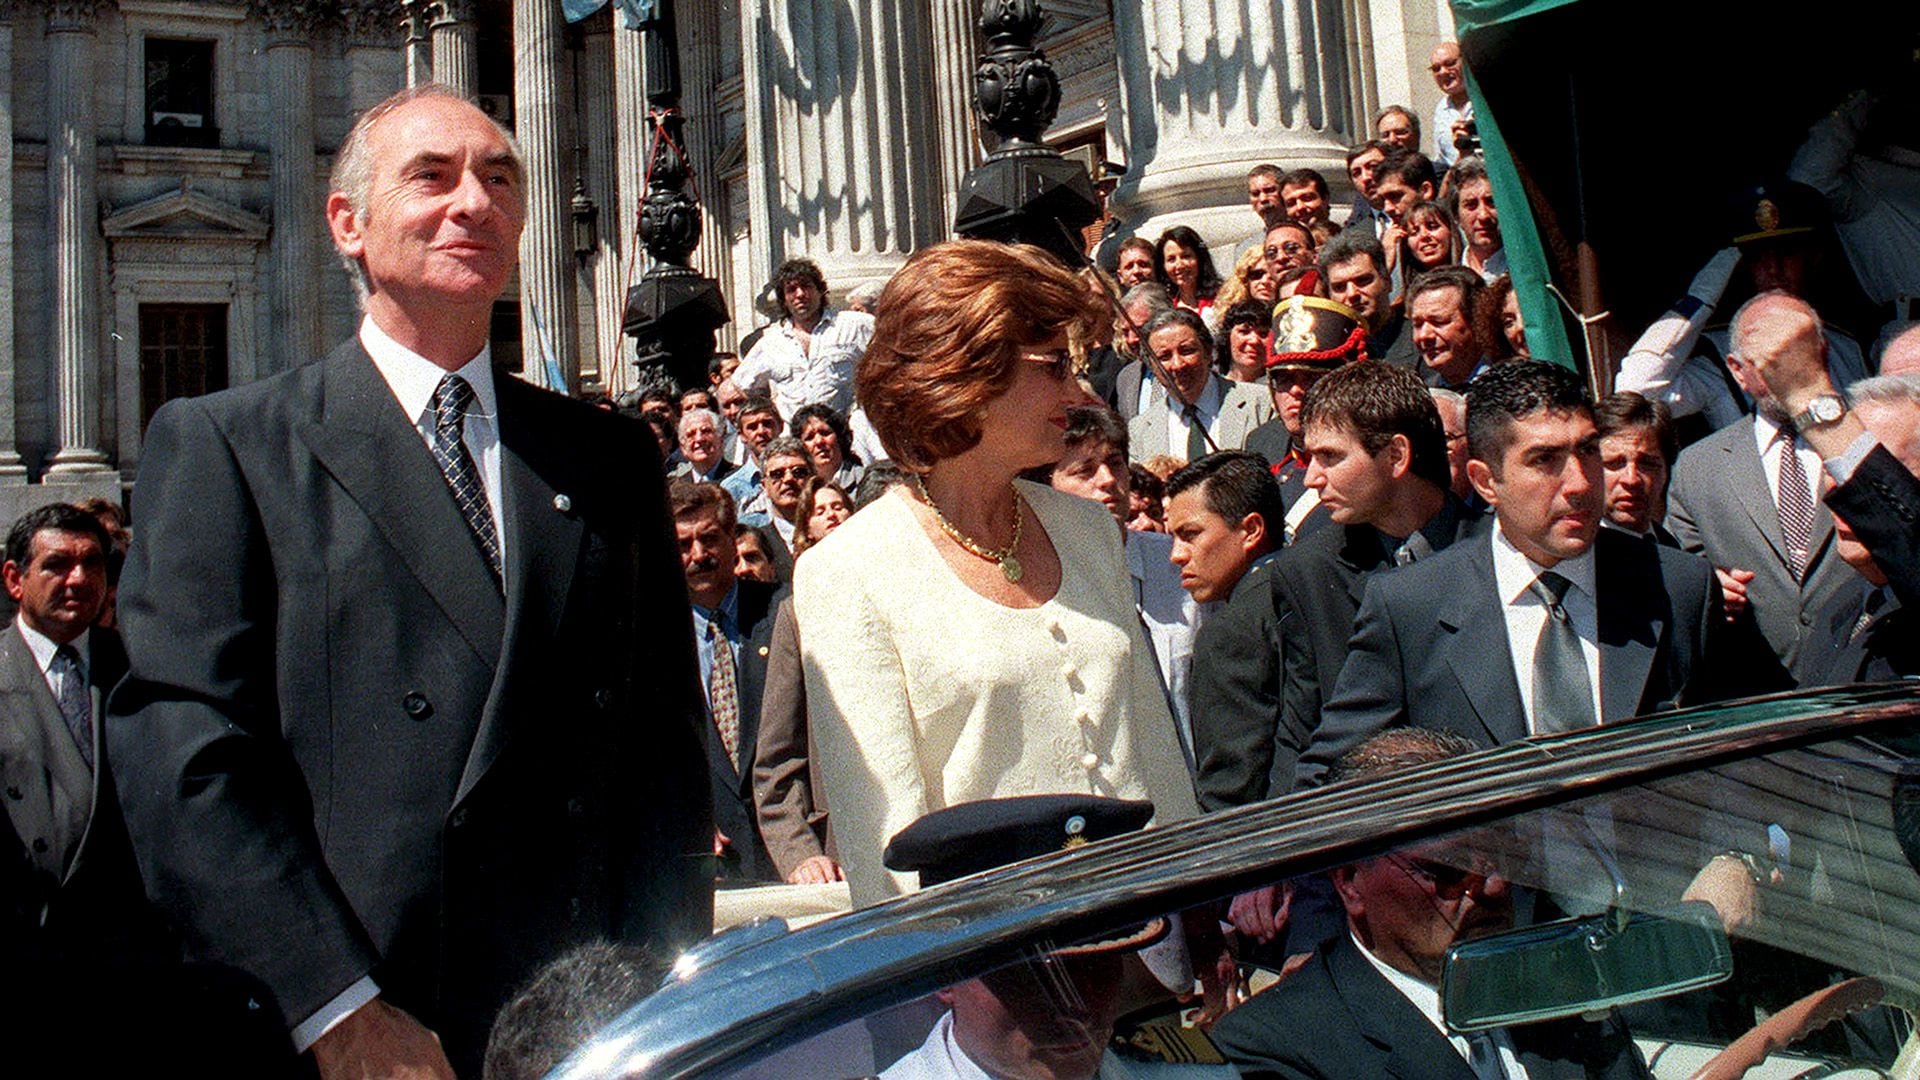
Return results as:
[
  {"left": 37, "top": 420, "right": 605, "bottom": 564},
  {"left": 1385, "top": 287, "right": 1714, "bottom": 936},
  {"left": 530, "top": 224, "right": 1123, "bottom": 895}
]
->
[{"left": 402, "top": 692, "right": 432, "bottom": 720}]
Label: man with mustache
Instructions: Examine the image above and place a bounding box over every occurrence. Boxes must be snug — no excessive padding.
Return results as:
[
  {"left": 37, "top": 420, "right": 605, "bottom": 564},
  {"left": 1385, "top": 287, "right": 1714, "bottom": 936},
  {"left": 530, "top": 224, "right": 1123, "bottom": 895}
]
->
[{"left": 1296, "top": 361, "right": 1736, "bottom": 788}]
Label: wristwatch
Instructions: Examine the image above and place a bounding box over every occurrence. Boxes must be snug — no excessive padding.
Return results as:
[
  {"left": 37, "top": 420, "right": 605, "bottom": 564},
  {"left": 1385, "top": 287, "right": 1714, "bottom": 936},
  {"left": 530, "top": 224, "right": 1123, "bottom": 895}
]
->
[{"left": 1791, "top": 393, "right": 1848, "bottom": 433}]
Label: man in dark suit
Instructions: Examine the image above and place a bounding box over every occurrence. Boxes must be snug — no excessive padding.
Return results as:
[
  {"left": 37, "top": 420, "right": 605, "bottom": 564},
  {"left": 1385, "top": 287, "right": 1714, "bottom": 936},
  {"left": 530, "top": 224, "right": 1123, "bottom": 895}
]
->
[
  {"left": 1319, "top": 228, "right": 1420, "bottom": 372},
  {"left": 1216, "top": 728, "right": 1652, "bottom": 1080},
  {"left": 672, "top": 481, "right": 781, "bottom": 883},
  {"left": 1297, "top": 362, "right": 1742, "bottom": 789},
  {"left": 108, "top": 88, "right": 711, "bottom": 1079},
  {"left": 1667, "top": 293, "right": 1860, "bottom": 674},
  {"left": 1595, "top": 391, "right": 1681, "bottom": 546},
  {"left": 1168, "top": 453, "right": 1286, "bottom": 812}
]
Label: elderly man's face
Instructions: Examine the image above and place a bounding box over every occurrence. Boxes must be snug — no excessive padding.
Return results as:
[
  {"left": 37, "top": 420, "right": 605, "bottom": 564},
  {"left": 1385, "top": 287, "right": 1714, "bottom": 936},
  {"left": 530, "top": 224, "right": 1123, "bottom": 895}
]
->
[
  {"left": 716, "top": 380, "right": 747, "bottom": 426},
  {"left": 680, "top": 416, "right": 721, "bottom": 468},
  {"left": 1264, "top": 224, "right": 1314, "bottom": 280},
  {"left": 674, "top": 507, "right": 737, "bottom": 609},
  {"left": 332, "top": 95, "right": 525, "bottom": 309},
  {"left": 1335, "top": 841, "right": 1512, "bottom": 984},
  {"left": 1429, "top": 42, "right": 1465, "bottom": 97},
  {"left": 763, "top": 453, "right": 811, "bottom": 518},
  {"left": 943, "top": 953, "right": 1125, "bottom": 1080},
  {"left": 3, "top": 528, "right": 108, "bottom": 645},
  {"left": 1377, "top": 111, "right": 1416, "bottom": 150}
]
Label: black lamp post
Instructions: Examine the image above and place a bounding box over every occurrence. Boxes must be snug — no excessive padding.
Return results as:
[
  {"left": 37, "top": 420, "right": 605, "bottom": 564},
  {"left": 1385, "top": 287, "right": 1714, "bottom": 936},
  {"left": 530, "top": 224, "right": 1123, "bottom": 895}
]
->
[
  {"left": 952, "top": 0, "right": 1099, "bottom": 266},
  {"left": 621, "top": 0, "right": 729, "bottom": 391}
]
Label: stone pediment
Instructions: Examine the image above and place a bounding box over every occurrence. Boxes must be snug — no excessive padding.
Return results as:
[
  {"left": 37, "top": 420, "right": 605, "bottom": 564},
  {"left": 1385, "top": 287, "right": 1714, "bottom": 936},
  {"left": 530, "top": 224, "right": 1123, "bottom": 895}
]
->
[{"left": 104, "top": 184, "right": 269, "bottom": 243}]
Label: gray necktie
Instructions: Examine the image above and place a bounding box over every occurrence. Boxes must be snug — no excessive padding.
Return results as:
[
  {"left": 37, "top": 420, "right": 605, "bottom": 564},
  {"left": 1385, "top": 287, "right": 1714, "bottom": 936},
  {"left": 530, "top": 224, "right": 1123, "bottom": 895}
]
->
[
  {"left": 1180, "top": 402, "right": 1209, "bottom": 463},
  {"left": 430, "top": 374, "right": 503, "bottom": 589},
  {"left": 49, "top": 645, "right": 94, "bottom": 770},
  {"left": 1530, "top": 570, "right": 1597, "bottom": 734}
]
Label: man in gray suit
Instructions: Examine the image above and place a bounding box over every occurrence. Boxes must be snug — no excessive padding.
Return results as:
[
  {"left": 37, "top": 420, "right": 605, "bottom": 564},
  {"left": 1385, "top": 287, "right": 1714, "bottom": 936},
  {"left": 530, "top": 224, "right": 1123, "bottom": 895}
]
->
[
  {"left": 1297, "top": 362, "right": 1736, "bottom": 788},
  {"left": 1129, "top": 309, "right": 1273, "bottom": 464},
  {"left": 1667, "top": 291, "right": 1859, "bottom": 674}
]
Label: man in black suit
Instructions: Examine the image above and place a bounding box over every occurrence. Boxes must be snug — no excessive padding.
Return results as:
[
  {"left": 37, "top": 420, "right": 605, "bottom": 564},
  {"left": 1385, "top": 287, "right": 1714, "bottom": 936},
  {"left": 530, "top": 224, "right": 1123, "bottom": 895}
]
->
[
  {"left": 672, "top": 480, "right": 781, "bottom": 883},
  {"left": 1297, "top": 362, "right": 1738, "bottom": 789},
  {"left": 108, "top": 87, "right": 711, "bottom": 1078},
  {"left": 1320, "top": 228, "right": 1419, "bottom": 371},
  {"left": 1214, "top": 728, "right": 1651, "bottom": 1080},
  {"left": 1168, "top": 452, "right": 1286, "bottom": 811}
]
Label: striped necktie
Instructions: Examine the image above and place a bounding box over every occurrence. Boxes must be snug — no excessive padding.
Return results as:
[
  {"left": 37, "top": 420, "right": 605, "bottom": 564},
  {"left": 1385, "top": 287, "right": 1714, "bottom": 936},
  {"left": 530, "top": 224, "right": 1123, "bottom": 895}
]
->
[{"left": 430, "top": 374, "right": 503, "bottom": 589}]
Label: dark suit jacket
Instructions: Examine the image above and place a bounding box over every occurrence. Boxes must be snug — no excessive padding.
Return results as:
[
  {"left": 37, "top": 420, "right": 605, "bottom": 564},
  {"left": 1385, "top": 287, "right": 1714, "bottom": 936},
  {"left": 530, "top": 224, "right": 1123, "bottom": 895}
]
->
[
  {"left": 1212, "top": 932, "right": 1651, "bottom": 1080},
  {"left": 710, "top": 579, "right": 780, "bottom": 883},
  {"left": 1110, "top": 358, "right": 1152, "bottom": 421},
  {"left": 1188, "top": 556, "right": 1284, "bottom": 811},
  {"left": 1296, "top": 528, "right": 1732, "bottom": 789},
  {"left": 752, "top": 594, "right": 836, "bottom": 879},
  {"left": 109, "top": 340, "right": 713, "bottom": 1073},
  {"left": 1370, "top": 310, "right": 1421, "bottom": 371},
  {"left": 1275, "top": 502, "right": 1484, "bottom": 796},
  {"left": 1667, "top": 418, "right": 1857, "bottom": 672},
  {"left": 1795, "top": 444, "right": 1920, "bottom": 686},
  {"left": 1795, "top": 587, "right": 1914, "bottom": 686},
  {"left": 1825, "top": 444, "right": 1920, "bottom": 611},
  {"left": 755, "top": 520, "right": 796, "bottom": 585}
]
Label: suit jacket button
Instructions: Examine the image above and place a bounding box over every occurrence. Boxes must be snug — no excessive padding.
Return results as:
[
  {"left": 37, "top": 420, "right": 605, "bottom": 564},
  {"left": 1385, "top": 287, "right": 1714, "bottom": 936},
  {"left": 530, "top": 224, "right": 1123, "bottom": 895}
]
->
[
  {"left": 594, "top": 688, "right": 614, "bottom": 710},
  {"left": 403, "top": 692, "right": 433, "bottom": 720},
  {"left": 32, "top": 837, "right": 48, "bottom": 854},
  {"left": 5, "top": 786, "right": 19, "bottom": 800},
  {"left": 450, "top": 808, "right": 469, "bottom": 829}
]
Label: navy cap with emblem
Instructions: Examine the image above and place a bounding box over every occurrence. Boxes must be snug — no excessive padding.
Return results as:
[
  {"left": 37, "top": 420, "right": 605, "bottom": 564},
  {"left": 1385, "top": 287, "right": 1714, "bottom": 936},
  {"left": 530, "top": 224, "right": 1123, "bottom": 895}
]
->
[
  {"left": 884, "top": 794, "right": 1154, "bottom": 888},
  {"left": 1727, "top": 180, "right": 1825, "bottom": 248}
]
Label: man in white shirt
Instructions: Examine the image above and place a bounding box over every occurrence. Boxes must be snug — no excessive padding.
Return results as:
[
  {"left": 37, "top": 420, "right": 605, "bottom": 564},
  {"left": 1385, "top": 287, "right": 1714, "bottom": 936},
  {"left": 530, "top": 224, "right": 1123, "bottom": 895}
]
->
[
  {"left": 108, "top": 86, "right": 710, "bottom": 1079},
  {"left": 1429, "top": 41, "right": 1474, "bottom": 172},
  {"left": 733, "top": 258, "right": 875, "bottom": 420},
  {"left": 1216, "top": 728, "right": 1652, "bottom": 1080},
  {"left": 1127, "top": 309, "right": 1272, "bottom": 465}
]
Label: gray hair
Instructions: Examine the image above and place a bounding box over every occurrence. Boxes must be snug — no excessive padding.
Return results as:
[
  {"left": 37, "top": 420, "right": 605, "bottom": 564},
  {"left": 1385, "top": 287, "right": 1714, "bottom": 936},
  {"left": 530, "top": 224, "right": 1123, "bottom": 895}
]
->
[
  {"left": 677, "top": 407, "right": 721, "bottom": 436},
  {"left": 329, "top": 84, "right": 525, "bottom": 306},
  {"left": 846, "top": 281, "right": 885, "bottom": 314},
  {"left": 1120, "top": 282, "right": 1173, "bottom": 316},
  {"left": 1848, "top": 372, "right": 1920, "bottom": 409},
  {"left": 759, "top": 435, "right": 808, "bottom": 466}
]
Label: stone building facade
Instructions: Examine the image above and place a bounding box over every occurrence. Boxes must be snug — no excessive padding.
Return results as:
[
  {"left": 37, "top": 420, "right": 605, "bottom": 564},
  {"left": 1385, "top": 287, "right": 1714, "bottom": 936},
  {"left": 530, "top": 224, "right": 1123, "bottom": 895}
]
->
[{"left": 0, "top": 0, "right": 1450, "bottom": 518}]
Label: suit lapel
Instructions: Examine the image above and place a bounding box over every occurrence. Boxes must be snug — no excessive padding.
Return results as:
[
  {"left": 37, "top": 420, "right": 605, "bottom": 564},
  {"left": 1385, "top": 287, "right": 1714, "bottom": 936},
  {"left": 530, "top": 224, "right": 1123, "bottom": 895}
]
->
[
  {"left": 1138, "top": 394, "right": 1170, "bottom": 459},
  {"left": 294, "top": 341, "right": 504, "bottom": 668},
  {"left": 1729, "top": 432, "right": 1790, "bottom": 569},
  {"left": 1328, "top": 937, "right": 1478, "bottom": 1080},
  {"left": 0, "top": 626, "right": 92, "bottom": 881},
  {"left": 1439, "top": 538, "right": 1527, "bottom": 745},
  {"left": 1594, "top": 531, "right": 1662, "bottom": 723},
  {"left": 455, "top": 374, "right": 586, "bottom": 806},
  {"left": 1339, "top": 527, "right": 1388, "bottom": 608}
]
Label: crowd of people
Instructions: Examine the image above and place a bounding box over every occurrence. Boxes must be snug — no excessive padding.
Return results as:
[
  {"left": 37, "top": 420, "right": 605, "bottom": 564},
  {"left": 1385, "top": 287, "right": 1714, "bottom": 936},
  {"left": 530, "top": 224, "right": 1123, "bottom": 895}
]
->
[{"left": 5, "top": 39, "right": 1919, "bottom": 1080}]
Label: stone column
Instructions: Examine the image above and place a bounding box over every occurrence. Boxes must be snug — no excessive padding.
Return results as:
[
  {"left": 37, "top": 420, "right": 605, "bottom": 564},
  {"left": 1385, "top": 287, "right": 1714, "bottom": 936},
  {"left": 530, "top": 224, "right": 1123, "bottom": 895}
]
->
[
  {"left": 262, "top": 1, "right": 324, "bottom": 375},
  {"left": 1109, "top": 0, "right": 1355, "bottom": 255},
  {"left": 0, "top": 5, "right": 25, "bottom": 484},
  {"left": 429, "top": 0, "right": 476, "bottom": 96},
  {"left": 341, "top": 0, "right": 406, "bottom": 114},
  {"left": 745, "top": 0, "right": 942, "bottom": 289},
  {"left": 610, "top": 11, "right": 647, "bottom": 389},
  {"left": 926, "top": 0, "right": 981, "bottom": 227},
  {"left": 676, "top": 0, "right": 733, "bottom": 324},
  {"left": 512, "top": 0, "right": 578, "bottom": 392},
  {"left": 578, "top": 15, "right": 621, "bottom": 391},
  {"left": 43, "top": 0, "right": 111, "bottom": 477},
  {"left": 401, "top": 0, "right": 432, "bottom": 87}
]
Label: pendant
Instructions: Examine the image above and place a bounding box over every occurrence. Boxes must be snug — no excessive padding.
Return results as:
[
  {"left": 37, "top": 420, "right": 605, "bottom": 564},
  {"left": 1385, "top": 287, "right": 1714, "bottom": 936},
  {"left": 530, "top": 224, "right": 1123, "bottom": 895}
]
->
[{"left": 1000, "top": 554, "right": 1024, "bottom": 583}]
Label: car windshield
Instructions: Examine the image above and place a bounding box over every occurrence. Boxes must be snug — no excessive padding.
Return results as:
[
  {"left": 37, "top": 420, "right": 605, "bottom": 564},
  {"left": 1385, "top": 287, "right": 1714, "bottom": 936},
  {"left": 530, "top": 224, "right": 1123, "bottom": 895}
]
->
[{"left": 659, "top": 722, "right": 1920, "bottom": 1080}]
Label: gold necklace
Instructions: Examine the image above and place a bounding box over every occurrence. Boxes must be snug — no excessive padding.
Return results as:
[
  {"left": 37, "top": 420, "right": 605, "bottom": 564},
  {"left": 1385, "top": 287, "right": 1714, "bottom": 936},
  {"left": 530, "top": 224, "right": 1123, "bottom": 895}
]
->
[{"left": 915, "top": 475, "right": 1025, "bottom": 583}]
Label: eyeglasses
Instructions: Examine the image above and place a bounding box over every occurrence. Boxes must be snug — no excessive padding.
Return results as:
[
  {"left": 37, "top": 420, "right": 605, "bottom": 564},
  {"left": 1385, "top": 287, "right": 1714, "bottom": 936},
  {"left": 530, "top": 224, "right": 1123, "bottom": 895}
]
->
[
  {"left": 1023, "top": 349, "right": 1076, "bottom": 381},
  {"left": 765, "top": 465, "right": 812, "bottom": 481},
  {"left": 1388, "top": 853, "right": 1489, "bottom": 901},
  {"left": 1266, "top": 242, "right": 1310, "bottom": 258}
]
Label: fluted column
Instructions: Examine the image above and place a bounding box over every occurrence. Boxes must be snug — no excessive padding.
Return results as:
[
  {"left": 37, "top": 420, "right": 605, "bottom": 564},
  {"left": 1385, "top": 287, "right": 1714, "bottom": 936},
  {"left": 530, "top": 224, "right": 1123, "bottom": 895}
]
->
[
  {"left": 578, "top": 15, "right": 622, "bottom": 391},
  {"left": 261, "top": 1, "right": 324, "bottom": 375},
  {"left": 1109, "top": 0, "right": 1355, "bottom": 255},
  {"left": 43, "top": 0, "right": 110, "bottom": 477},
  {"left": 429, "top": 0, "right": 476, "bottom": 96},
  {"left": 512, "top": 0, "right": 577, "bottom": 392},
  {"left": 747, "top": 0, "right": 941, "bottom": 288},
  {"left": 0, "top": 5, "right": 25, "bottom": 483},
  {"left": 677, "top": 0, "right": 733, "bottom": 327},
  {"left": 401, "top": 0, "right": 432, "bottom": 87},
  {"left": 341, "top": 0, "right": 406, "bottom": 113},
  {"left": 927, "top": 0, "right": 982, "bottom": 227}
]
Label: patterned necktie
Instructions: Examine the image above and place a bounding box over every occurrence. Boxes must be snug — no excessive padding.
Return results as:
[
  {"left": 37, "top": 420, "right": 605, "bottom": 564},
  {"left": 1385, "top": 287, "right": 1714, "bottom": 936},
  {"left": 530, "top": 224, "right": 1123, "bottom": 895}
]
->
[
  {"left": 49, "top": 645, "right": 93, "bottom": 770},
  {"left": 1530, "top": 570, "right": 1598, "bottom": 735},
  {"left": 706, "top": 617, "right": 741, "bottom": 767},
  {"left": 1776, "top": 433, "right": 1815, "bottom": 582},
  {"left": 1181, "top": 402, "right": 1209, "bottom": 463},
  {"left": 430, "top": 374, "right": 503, "bottom": 589}
]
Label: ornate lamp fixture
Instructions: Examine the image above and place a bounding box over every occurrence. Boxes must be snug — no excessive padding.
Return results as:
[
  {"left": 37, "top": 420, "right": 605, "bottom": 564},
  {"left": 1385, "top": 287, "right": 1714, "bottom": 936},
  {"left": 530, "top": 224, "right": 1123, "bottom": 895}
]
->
[
  {"left": 952, "top": 0, "right": 1099, "bottom": 266},
  {"left": 621, "top": 0, "right": 729, "bottom": 391}
]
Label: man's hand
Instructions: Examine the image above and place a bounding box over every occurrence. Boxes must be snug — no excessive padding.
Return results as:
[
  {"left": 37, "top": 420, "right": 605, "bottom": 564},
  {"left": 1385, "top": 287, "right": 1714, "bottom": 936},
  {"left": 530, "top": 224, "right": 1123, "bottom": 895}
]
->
[
  {"left": 714, "top": 829, "right": 731, "bottom": 857},
  {"left": 1715, "top": 567, "right": 1755, "bottom": 621},
  {"left": 1737, "top": 300, "right": 1833, "bottom": 414},
  {"left": 786, "top": 855, "right": 844, "bottom": 885},
  {"left": 1379, "top": 223, "right": 1404, "bottom": 272},
  {"left": 1226, "top": 882, "right": 1293, "bottom": 946},
  {"left": 1450, "top": 118, "right": 1472, "bottom": 148},
  {"left": 311, "top": 999, "right": 456, "bottom": 1080},
  {"left": 1683, "top": 854, "right": 1765, "bottom": 935}
]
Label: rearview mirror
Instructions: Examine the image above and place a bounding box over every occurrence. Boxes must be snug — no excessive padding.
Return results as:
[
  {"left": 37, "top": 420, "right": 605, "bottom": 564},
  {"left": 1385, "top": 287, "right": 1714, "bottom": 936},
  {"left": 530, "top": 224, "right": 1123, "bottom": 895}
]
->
[{"left": 1440, "top": 902, "right": 1732, "bottom": 1033}]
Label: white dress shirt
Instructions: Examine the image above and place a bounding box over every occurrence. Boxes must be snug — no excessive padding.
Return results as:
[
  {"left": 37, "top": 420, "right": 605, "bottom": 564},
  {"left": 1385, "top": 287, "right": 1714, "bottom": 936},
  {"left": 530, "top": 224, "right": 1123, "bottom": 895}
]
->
[
  {"left": 16, "top": 614, "right": 88, "bottom": 702},
  {"left": 1353, "top": 933, "right": 1532, "bottom": 1079},
  {"left": 734, "top": 307, "right": 875, "bottom": 420},
  {"left": 1490, "top": 524, "right": 1602, "bottom": 735},
  {"left": 1162, "top": 377, "right": 1225, "bottom": 464},
  {"left": 1433, "top": 95, "right": 1475, "bottom": 170},
  {"left": 359, "top": 315, "right": 506, "bottom": 564}
]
